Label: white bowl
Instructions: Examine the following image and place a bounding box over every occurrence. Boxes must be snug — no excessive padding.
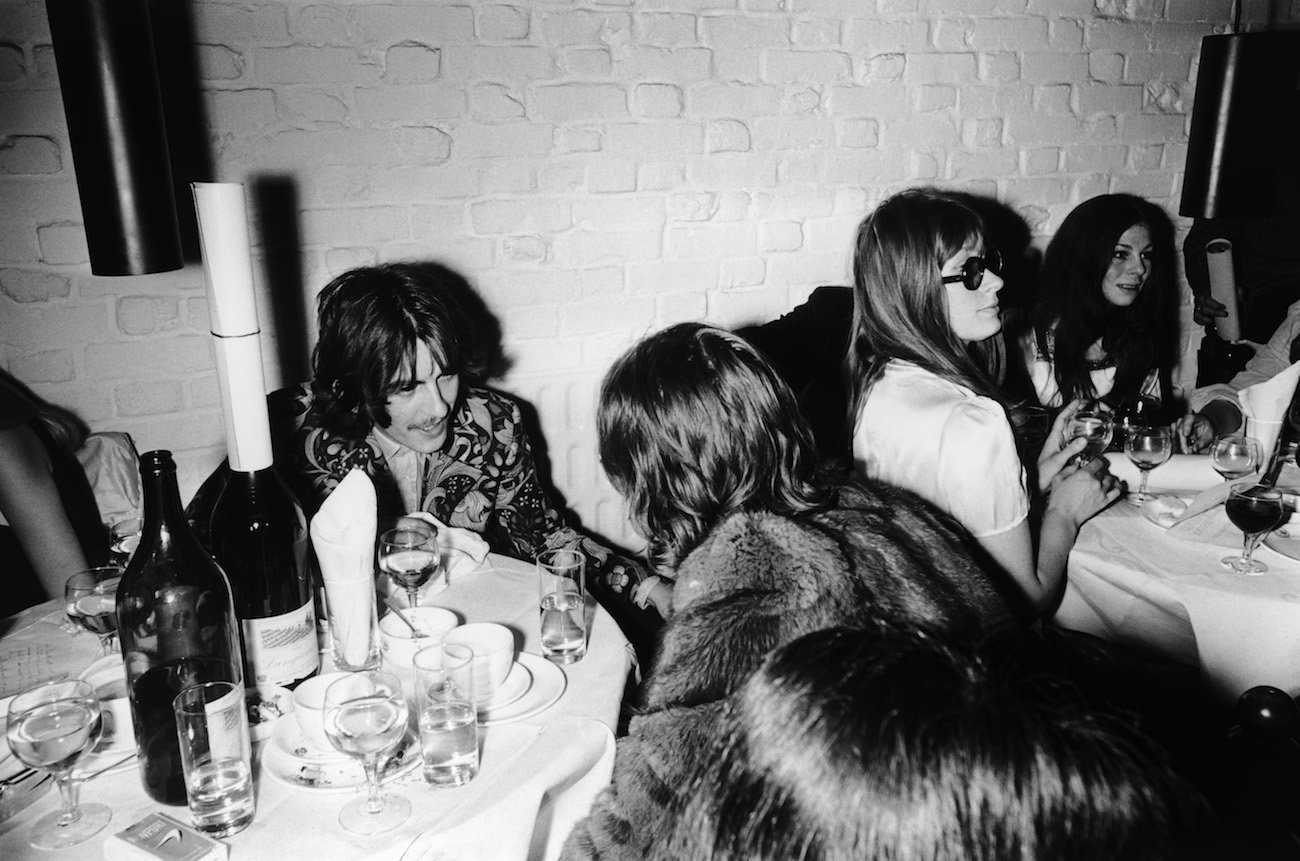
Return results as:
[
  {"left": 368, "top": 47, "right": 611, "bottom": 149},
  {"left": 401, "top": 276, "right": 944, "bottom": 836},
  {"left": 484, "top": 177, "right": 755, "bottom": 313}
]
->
[
  {"left": 379, "top": 607, "right": 459, "bottom": 669},
  {"left": 441, "top": 623, "right": 515, "bottom": 703},
  {"left": 77, "top": 656, "right": 132, "bottom": 749},
  {"left": 291, "top": 671, "right": 351, "bottom": 752}
]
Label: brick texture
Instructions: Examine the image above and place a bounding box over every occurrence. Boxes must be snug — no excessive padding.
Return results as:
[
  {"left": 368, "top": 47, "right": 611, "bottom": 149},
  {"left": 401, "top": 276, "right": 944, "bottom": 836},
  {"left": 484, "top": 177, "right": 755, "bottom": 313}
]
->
[{"left": 2, "top": 0, "right": 1292, "bottom": 549}]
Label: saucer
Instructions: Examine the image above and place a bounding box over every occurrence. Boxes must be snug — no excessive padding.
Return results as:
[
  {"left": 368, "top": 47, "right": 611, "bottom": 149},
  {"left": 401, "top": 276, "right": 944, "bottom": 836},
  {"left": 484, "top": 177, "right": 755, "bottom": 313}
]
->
[
  {"left": 271, "top": 717, "right": 349, "bottom": 763},
  {"left": 264, "top": 722, "right": 420, "bottom": 792},
  {"left": 478, "top": 661, "right": 531, "bottom": 713},
  {"left": 479, "top": 653, "right": 566, "bottom": 727}
]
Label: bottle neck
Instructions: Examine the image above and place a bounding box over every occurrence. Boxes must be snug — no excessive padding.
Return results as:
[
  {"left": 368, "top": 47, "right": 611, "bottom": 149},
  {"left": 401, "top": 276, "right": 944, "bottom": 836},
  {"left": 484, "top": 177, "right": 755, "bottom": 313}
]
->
[{"left": 141, "top": 464, "right": 188, "bottom": 528}]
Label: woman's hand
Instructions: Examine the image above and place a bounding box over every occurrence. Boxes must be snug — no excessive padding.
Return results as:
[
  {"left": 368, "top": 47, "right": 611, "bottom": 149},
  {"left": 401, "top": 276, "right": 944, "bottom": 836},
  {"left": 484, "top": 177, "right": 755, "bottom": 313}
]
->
[
  {"left": 1194, "top": 293, "right": 1228, "bottom": 328},
  {"left": 1173, "top": 413, "right": 1215, "bottom": 454},
  {"left": 1037, "top": 399, "right": 1087, "bottom": 492},
  {"left": 633, "top": 576, "right": 674, "bottom": 619},
  {"left": 1046, "top": 456, "right": 1123, "bottom": 528}
]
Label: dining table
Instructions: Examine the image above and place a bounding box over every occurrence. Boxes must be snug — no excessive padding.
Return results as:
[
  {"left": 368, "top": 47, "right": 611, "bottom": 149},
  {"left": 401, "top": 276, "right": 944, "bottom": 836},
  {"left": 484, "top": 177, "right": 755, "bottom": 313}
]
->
[
  {"left": 1055, "top": 485, "right": 1300, "bottom": 704},
  {"left": 0, "top": 552, "right": 634, "bottom": 861}
]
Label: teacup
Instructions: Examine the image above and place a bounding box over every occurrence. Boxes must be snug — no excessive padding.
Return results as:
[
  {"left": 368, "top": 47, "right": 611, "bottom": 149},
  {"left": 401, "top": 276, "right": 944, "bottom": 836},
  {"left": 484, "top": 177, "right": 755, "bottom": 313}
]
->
[
  {"left": 379, "top": 607, "right": 459, "bottom": 670},
  {"left": 441, "top": 623, "right": 514, "bottom": 704},
  {"left": 291, "top": 671, "right": 351, "bottom": 752}
]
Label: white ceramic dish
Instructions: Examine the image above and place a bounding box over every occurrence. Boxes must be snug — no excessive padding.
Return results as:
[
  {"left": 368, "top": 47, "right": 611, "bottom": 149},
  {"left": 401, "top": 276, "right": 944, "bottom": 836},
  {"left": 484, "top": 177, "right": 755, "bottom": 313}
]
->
[
  {"left": 1264, "top": 529, "right": 1300, "bottom": 562},
  {"left": 264, "top": 720, "right": 420, "bottom": 792},
  {"left": 478, "top": 653, "right": 566, "bottom": 726},
  {"left": 478, "top": 661, "right": 531, "bottom": 714},
  {"left": 380, "top": 606, "right": 459, "bottom": 669},
  {"left": 77, "top": 656, "right": 133, "bottom": 754}
]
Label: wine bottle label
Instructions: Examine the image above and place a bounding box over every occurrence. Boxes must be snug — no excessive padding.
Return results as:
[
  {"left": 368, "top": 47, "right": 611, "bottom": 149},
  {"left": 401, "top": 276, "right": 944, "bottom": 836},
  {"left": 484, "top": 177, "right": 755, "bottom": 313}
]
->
[{"left": 243, "top": 601, "right": 318, "bottom": 686}]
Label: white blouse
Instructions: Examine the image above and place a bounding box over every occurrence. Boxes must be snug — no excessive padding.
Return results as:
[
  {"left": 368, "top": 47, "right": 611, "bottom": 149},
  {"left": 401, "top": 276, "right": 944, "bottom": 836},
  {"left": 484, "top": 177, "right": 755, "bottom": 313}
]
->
[{"left": 853, "top": 360, "right": 1029, "bottom": 539}]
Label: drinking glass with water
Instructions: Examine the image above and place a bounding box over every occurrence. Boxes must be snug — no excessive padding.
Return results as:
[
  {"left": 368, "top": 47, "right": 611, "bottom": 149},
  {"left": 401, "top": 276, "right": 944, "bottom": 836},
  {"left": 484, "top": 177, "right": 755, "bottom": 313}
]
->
[
  {"left": 413, "top": 643, "right": 478, "bottom": 788},
  {"left": 537, "top": 548, "right": 587, "bottom": 664},
  {"left": 172, "top": 681, "right": 256, "bottom": 838}
]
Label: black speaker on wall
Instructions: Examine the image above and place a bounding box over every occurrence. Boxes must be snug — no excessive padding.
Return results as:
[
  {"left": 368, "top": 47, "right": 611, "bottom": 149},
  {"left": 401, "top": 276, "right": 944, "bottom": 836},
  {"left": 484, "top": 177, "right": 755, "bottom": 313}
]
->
[
  {"left": 1180, "top": 32, "right": 1300, "bottom": 220},
  {"left": 46, "top": 0, "right": 182, "bottom": 275}
]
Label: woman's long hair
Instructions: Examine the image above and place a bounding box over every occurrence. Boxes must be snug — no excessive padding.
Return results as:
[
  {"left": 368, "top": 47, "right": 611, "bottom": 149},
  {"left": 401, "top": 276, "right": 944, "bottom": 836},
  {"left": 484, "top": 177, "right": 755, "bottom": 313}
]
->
[
  {"left": 847, "top": 188, "right": 1010, "bottom": 434},
  {"left": 598, "top": 324, "right": 828, "bottom": 573},
  {"left": 1030, "top": 194, "right": 1178, "bottom": 405}
]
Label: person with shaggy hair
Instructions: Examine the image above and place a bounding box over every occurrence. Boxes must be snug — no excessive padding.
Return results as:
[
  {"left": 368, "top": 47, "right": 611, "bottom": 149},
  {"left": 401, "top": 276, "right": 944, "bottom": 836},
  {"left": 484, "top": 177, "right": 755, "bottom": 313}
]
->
[
  {"left": 666, "top": 623, "right": 1217, "bottom": 861},
  {"left": 560, "top": 323, "right": 1018, "bottom": 860}
]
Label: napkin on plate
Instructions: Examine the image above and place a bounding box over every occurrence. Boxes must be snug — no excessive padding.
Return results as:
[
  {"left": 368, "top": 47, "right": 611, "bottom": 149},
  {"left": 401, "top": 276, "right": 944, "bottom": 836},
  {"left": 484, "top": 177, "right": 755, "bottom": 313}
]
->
[
  {"left": 399, "top": 716, "right": 616, "bottom": 861},
  {"left": 1103, "top": 452, "right": 1222, "bottom": 494},
  {"left": 1238, "top": 360, "right": 1300, "bottom": 459},
  {"left": 384, "top": 511, "right": 491, "bottom": 608},
  {"left": 309, "top": 469, "right": 379, "bottom": 667}
]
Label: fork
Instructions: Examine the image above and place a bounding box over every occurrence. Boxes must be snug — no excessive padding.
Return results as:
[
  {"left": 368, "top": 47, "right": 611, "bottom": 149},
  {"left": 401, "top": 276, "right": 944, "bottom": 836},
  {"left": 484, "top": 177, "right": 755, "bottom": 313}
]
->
[{"left": 0, "top": 766, "right": 37, "bottom": 790}]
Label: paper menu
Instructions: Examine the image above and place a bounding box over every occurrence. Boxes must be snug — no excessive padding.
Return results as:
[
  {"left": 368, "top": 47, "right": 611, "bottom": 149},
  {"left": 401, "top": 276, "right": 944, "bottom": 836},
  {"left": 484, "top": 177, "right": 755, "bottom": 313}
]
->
[{"left": 0, "top": 608, "right": 102, "bottom": 699}]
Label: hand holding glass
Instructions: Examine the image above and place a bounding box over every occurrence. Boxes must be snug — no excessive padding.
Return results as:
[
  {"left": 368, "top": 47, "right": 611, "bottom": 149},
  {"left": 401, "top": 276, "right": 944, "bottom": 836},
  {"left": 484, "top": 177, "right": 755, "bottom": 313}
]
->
[
  {"left": 323, "top": 671, "right": 411, "bottom": 835},
  {"left": 1067, "top": 401, "right": 1114, "bottom": 467},
  {"left": 5, "top": 680, "right": 111, "bottom": 849},
  {"left": 64, "top": 566, "right": 122, "bottom": 656},
  {"left": 1125, "top": 425, "right": 1172, "bottom": 503},
  {"left": 379, "top": 524, "right": 440, "bottom": 609},
  {"left": 1222, "top": 483, "right": 1285, "bottom": 574},
  {"left": 1211, "top": 435, "right": 1262, "bottom": 481}
]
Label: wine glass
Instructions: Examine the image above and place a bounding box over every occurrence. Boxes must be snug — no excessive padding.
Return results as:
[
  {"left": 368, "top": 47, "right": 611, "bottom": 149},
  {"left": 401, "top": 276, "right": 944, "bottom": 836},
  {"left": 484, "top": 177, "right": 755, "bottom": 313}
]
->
[
  {"left": 1125, "top": 425, "right": 1173, "bottom": 503},
  {"left": 1115, "top": 395, "right": 1160, "bottom": 449},
  {"left": 5, "top": 680, "right": 112, "bottom": 849},
  {"left": 64, "top": 566, "right": 123, "bottom": 656},
  {"left": 1211, "top": 435, "right": 1263, "bottom": 481},
  {"left": 108, "top": 518, "right": 142, "bottom": 568},
  {"left": 1222, "top": 483, "right": 1285, "bottom": 574},
  {"left": 1067, "top": 400, "right": 1114, "bottom": 467},
  {"left": 323, "top": 671, "right": 411, "bottom": 835},
  {"left": 379, "top": 524, "right": 440, "bottom": 609}
]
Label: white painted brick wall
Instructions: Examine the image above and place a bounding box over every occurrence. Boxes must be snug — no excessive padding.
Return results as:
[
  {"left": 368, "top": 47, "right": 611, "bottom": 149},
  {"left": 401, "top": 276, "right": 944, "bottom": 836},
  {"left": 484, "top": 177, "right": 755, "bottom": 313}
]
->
[{"left": 3, "top": 0, "right": 1294, "bottom": 549}]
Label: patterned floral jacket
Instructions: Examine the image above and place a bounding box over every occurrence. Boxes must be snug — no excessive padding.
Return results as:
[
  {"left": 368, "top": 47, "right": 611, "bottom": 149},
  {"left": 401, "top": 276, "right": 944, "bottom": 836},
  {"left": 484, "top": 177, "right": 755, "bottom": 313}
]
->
[{"left": 269, "top": 383, "right": 660, "bottom": 657}]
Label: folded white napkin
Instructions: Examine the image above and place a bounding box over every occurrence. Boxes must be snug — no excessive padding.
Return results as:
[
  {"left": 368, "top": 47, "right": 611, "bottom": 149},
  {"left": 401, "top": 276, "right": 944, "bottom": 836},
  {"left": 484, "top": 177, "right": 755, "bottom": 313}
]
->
[
  {"left": 399, "top": 716, "right": 616, "bottom": 861},
  {"left": 1239, "top": 360, "right": 1300, "bottom": 459},
  {"left": 1103, "top": 452, "right": 1222, "bottom": 494},
  {"left": 310, "top": 469, "right": 379, "bottom": 667},
  {"left": 384, "top": 511, "right": 491, "bottom": 608}
]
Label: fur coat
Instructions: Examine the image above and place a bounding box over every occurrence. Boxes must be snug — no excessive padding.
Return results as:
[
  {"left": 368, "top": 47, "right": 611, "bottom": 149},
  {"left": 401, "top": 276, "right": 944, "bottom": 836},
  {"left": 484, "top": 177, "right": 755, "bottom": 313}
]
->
[{"left": 561, "top": 479, "right": 1015, "bottom": 860}]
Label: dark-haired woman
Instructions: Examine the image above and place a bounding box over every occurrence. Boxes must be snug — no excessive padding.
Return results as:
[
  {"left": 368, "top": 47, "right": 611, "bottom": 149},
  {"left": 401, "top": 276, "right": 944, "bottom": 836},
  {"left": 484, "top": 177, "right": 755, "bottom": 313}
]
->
[
  {"left": 562, "top": 323, "right": 1015, "bottom": 860},
  {"left": 1013, "top": 193, "right": 1212, "bottom": 451}
]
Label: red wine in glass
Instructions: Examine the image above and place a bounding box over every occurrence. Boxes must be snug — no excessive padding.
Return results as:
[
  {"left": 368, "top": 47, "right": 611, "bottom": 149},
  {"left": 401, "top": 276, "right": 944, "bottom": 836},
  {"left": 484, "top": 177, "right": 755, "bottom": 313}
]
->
[{"left": 1223, "top": 485, "right": 1284, "bottom": 574}]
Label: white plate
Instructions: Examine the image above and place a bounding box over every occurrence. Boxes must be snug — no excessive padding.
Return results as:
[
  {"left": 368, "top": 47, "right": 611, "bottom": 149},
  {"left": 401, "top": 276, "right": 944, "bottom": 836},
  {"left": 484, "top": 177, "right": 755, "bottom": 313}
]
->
[
  {"left": 479, "top": 661, "right": 531, "bottom": 713},
  {"left": 264, "top": 721, "right": 420, "bottom": 792},
  {"left": 478, "top": 653, "right": 566, "bottom": 727},
  {"left": 77, "top": 656, "right": 134, "bottom": 754},
  {"left": 271, "top": 717, "right": 350, "bottom": 763},
  {"left": 1264, "top": 528, "right": 1300, "bottom": 562}
]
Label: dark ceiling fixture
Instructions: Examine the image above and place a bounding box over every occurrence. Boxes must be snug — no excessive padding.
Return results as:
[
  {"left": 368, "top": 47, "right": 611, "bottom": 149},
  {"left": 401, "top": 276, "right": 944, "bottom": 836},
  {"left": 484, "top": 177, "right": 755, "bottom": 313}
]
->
[
  {"left": 1179, "top": 0, "right": 1300, "bottom": 219},
  {"left": 46, "top": 0, "right": 182, "bottom": 275}
]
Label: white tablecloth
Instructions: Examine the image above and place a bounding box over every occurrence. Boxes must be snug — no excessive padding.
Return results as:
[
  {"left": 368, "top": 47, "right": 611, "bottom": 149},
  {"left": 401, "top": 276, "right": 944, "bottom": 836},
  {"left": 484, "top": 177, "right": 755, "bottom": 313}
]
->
[
  {"left": 0, "top": 553, "right": 633, "bottom": 861},
  {"left": 1056, "top": 502, "right": 1300, "bottom": 702}
]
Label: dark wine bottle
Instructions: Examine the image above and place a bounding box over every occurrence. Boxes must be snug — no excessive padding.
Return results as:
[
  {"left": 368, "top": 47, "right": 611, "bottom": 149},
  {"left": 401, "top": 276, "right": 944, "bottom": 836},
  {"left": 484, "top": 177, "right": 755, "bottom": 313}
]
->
[
  {"left": 117, "top": 450, "right": 243, "bottom": 806},
  {"left": 210, "top": 466, "right": 319, "bottom": 688}
]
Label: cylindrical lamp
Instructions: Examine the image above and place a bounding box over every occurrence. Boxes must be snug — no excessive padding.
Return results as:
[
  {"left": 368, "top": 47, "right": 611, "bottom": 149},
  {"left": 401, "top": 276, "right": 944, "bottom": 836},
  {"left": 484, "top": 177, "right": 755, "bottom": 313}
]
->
[
  {"left": 46, "top": 0, "right": 182, "bottom": 275},
  {"left": 1179, "top": 32, "right": 1300, "bottom": 220}
]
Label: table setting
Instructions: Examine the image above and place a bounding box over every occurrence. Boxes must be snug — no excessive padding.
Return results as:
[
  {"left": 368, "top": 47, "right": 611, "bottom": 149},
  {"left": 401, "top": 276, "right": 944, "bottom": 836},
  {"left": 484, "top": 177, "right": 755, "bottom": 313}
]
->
[
  {"left": 1054, "top": 362, "right": 1300, "bottom": 704},
  {"left": 0, "top": 467, "right": 633, "bottom": 860}
]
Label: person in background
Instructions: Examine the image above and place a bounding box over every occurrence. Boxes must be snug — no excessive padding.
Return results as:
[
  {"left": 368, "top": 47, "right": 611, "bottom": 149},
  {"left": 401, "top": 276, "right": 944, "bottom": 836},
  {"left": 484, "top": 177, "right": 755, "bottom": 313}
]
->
[
  {"left": 664, "top": 623, "right": 1217, "bottom": 861},
  {"left": 274, "top": 263, "right": 660, "bottom": 663},
  {"left": 561, "top": 323, "right": 1017, "bottom": 860},
  {"left": 0, "top": 371, "right": 108, "bottom": 618},
  {"left": 1008, "top": 193, "right": 1211, "bottom": 451},
  {"left": 849, "top": 188, "right": 1120, "bottom": 617}
]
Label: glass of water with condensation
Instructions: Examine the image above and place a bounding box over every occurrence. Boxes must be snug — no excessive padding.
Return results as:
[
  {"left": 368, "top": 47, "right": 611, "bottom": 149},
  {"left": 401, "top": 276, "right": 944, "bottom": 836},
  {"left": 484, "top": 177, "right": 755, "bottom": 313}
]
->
[{"left": 537, "top": 548, "right": 587, "bottom": 664}]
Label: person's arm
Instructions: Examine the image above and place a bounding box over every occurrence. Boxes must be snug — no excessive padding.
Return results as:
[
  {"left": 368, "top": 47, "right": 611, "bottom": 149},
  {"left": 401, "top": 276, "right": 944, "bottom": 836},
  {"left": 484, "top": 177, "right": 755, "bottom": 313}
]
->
[{"left": 0, "top": 423, "right": 89, "bottom": 600}]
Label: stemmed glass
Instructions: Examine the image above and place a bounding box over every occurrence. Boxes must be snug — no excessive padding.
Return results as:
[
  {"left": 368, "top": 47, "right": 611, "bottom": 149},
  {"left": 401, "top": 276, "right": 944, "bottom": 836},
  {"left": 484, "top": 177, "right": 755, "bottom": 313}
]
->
[
  {"left": 5, "top": 680, "right": 112, "bottom": 849},
  {"left": 1125, "top": 425, "right": 1173, "bottom": 503},
  {"left": 1222, "top": 483, "right": 1285, "bottom": 574},
  {"left": 323, "top": 671, "right": 411, "bottom": 835},
  {"left": 1067, "top": 400, "right": 1114, "bottom": 467},
  {"left": 379, "top": 524, "right": 440, "bottom": 609},
  {"left": 64, "top": 566, "right": 122, "bottom": 656},
  {"left": 1211, "top": 435, "right": 1263, "bottom": 482},
  {"left": 1115, "top": 395, "right": 1160, "bottom": 450}
]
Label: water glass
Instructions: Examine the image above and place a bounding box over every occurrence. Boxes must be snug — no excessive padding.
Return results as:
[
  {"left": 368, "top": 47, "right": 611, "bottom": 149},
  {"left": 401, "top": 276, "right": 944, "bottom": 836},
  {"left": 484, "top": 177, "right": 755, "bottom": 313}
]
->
[
  {"left": 537, "top": 548, "right": 587, "bottom": 664},
  {"left": 6, "top": 680, "right": 111, "bottom": 849},
  {"left": 172, "top": 681, "right": 256, "bottom": 838},
  {"left": 323, "top": 671, "right": 411, "bottom": 835},
  {"left": 1211, "top": 435, "right": 1262, "bottom": 481},
  {"left": 1125, "top": 425, "right": 1173, "bottom": 503},
  {"left": 379, "top": 524, "right": 440, "bottom": 609},
  {"left": 413, "top": 643, "right": 479, "bottom": 787},
  {"left": 1066, "top": 400, "right": 1114, "bottom": 467}
]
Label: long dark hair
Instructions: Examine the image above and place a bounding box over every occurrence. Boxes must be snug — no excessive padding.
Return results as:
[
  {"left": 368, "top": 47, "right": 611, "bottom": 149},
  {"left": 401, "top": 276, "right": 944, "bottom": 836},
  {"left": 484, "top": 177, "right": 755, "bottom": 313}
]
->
[
  {"left": 311, "top": 263, "right": 476, "bottom": 439},
  {"left": 847, "top": 188, "right": 1011, "bottom": 434},
  {"left": 1030, "top": 194, "right": 1178, "bottom": 405},
  {"left": 598, "top": 324, "right": 828, "bottom": 573}
]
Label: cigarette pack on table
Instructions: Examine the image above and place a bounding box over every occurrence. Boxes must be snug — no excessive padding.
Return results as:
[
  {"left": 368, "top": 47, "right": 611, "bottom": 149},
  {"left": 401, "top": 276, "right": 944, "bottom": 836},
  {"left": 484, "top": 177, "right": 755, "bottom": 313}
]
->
[{"left": 103, "top": 812, "right": 229, "bottom": 861}]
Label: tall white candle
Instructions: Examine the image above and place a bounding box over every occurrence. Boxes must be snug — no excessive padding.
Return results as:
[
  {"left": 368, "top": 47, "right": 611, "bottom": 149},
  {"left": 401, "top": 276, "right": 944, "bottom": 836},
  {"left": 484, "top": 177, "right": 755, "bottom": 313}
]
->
[{"left": 193, "top": 182, "right": 273, "bottom": 472}]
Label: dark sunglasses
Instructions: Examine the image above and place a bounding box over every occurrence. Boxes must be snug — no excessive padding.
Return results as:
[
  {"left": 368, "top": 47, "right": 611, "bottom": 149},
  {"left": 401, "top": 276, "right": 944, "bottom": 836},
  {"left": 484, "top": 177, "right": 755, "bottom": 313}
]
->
[{"left": 941, "top": 249, "right": 1003, "bottom": 291}]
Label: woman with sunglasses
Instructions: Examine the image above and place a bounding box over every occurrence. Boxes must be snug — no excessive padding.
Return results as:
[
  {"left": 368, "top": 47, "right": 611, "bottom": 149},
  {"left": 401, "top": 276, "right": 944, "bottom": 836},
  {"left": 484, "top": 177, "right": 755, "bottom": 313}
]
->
[
  {"left": 1012, "top": 194, "right": 1210, "bottom": 450},
  {"left": 849, "top": 188, "right": 1120, "bottom": 617}
]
